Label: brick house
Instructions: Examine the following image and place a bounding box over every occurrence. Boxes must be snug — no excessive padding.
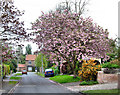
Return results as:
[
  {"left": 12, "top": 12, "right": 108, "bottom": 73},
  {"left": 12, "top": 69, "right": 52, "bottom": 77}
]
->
[
  {"left": 25, "top": 55, "right": 37, "bottom": 72},
  {"left": 17, "top": 64, "right": 26, "bottom": 72}
]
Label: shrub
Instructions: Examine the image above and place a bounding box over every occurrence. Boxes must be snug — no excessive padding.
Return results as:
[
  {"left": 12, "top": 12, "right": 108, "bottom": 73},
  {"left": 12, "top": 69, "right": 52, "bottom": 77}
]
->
[
  {"left": 80, "top": 81, "right": 98, "bottom": 85},
  {"left": 50, "top": 65, "right": 59, "bottom": 75},
  {"left": 110, "top": 59, "right": 120, "bottom": 66},
  {"left": 101, "top": 62, "right": 120, "bottom": 69},
  {"left": 78, "top": 59, "right": 101, "bottom": 81}
]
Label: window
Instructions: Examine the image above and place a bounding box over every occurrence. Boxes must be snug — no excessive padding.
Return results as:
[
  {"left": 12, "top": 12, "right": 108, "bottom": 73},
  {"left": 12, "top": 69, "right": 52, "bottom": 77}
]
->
[{"left": 28, "top": 61, "right": 31, "bottom": 64}]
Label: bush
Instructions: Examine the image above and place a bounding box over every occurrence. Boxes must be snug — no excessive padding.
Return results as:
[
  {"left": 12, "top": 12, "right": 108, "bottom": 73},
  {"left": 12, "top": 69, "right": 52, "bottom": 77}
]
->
[
  {"left": 50, "top": 65, "right": 59, "bottom": 75},
  {"left": 101, "top": 62, "right": 120, "bottom": 69},
  {"left": 78, "top": 59, "right": 101, "bottom": 81},
  {"left": 80, "top": 81, "right": 98, "bottom": 85}
]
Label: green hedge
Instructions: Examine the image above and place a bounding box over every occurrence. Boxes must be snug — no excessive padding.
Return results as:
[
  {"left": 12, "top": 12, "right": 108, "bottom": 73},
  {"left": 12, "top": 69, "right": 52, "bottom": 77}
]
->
[
  {"left": 101, "top": 62, "right": 120, "bottom": 68},
  {"left": 0, "top": 65, "right": 10, "bottom": 77}
]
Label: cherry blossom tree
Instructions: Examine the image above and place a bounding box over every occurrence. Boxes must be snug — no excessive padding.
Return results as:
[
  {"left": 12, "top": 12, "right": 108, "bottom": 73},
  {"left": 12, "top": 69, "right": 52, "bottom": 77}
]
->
[
  {"left": 0, "top": 0, "right": 26, "bottom": 41},
  {"left": 32, "top": 11, "right": 112, "bottom": 76},
  {"left": 0, "top": 44, "right": 16, "bottom": 63},
  {"left": 0, "top": 0, "right": 27, "bottom": 75}
]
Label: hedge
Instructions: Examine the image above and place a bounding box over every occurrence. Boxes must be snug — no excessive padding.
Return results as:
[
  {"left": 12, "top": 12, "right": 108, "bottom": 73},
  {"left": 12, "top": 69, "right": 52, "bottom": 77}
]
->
[{"left": 0, "top": 64, "right": 10, "bottom": 77}]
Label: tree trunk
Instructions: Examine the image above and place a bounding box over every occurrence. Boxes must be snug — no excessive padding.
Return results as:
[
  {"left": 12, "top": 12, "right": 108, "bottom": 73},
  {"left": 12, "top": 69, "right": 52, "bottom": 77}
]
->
[{"left": 73, "top": 61, "right": 77, "bottom": 78}]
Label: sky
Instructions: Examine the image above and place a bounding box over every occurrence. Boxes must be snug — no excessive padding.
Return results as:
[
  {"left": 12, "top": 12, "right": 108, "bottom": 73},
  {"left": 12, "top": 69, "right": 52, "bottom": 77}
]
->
[{"left": 13, "top": 0, "right": 119, "bottom": 54}]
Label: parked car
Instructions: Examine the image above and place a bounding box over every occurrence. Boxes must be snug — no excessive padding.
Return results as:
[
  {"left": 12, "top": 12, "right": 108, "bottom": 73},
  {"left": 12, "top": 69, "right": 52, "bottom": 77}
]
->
[
  {"left": 22, "top": 70, "right": 27, "bottom": 75},
  {"left": 45, "top": 69, "right": 54, "bottom": 77}
]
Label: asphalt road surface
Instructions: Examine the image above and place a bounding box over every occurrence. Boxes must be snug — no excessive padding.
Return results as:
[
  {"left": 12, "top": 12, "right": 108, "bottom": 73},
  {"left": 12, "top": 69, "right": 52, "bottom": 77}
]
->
[{"left": 13, "top": 72, "right": 79, "bottom": 94}]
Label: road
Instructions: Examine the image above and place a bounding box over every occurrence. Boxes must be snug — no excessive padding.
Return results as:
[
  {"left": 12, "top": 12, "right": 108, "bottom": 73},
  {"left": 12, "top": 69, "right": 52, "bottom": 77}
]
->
[{"left": 13, "top": 72, "right": 78, "bottom": 94}]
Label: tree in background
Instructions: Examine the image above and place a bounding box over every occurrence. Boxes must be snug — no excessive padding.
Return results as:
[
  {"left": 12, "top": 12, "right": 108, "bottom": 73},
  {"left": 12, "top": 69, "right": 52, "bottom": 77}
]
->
[
  {"left": 0, "top": 0, "right": 26, "bottom": 74},
  {"left": 35, "top": 53, "right": 48, "bottom": 72},
  {"left": 32, "top": 11, "right": 112, "bottom": 77},
  {"left": 25, "top": 44, "right": 32, "bottom": 55},
  {"left": 16, "top": 46, "right": 25, "bottom": 64},
  {"left": 55, "top": 0, "right": 89, "bottom": 17}
]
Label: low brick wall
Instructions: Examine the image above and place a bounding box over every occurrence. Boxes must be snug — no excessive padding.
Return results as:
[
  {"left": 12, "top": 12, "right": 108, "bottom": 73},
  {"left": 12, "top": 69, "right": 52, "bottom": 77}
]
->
[{"left": 97, "top": 71, "right": 118, "bottom": 84}]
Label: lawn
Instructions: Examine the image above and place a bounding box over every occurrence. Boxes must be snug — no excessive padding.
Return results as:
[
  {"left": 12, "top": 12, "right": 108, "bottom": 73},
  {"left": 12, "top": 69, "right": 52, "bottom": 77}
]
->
[
  {"left": 49, "top": 75, "right": 80, "bottom": 83},
  {"left": 10, "top": 76, "right": 22, "bottom": 80},
  {"left": 82, "top": 89, "right": 120, "bottom": 94},
  {"left": 14, "top": 73, "right": 22, "bottom": 76},
  {"left": 36, "top": 72, "right": 45, "bottom": 77}
]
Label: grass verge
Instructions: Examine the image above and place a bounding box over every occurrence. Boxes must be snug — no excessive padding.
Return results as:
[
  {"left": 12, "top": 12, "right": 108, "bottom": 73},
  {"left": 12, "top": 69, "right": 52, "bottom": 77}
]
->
[
  {"left": 10, "top": 76, "right": 22, "bottom": 80},
  {"left": 49, "top": 75, "right": 80, "bottom": 83},
  {"left": 82, "top": 89, "right": 120, "bottom": 94},
  {"left": 9, "top": 81, "right": 18, "bottom": 84},
  {"left": 36, "top": 72, "right": 45, "bottom": 77},
  {"left": 14, "top": 73, "right": 22, "bottom": 76}
]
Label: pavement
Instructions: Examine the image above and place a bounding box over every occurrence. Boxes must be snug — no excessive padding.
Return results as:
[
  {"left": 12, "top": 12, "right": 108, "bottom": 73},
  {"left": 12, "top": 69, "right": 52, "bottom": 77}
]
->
[
  {"left": 0, "top": 72, "right": 20, "bottom": 95},
  {"left": 61, "top": 82, "right": 118, "bottom": 93}
]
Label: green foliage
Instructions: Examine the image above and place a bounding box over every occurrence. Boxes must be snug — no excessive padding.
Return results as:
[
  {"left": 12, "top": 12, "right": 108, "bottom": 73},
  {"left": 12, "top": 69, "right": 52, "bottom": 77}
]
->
[
  {"left": 35, "top": 53, "right": 48, "bottom": 69},
  {"left": 25, "top": 44, "right": 32, "bottom": 55},
  {"left": 101, "top": 62, "right": 120, "bottom": 68},
  {"left": 106, "top": 53, "right": 117, "bottom": 61},
  {"left": 14, "top": 73, "right": 22, "bottom": 76},
  {"left": 80, "top": 81, "right": 98, "bottom": 85},
  {"left": 0, "top": 65, "right": 10, "bottom": 78},
  {"left": 9, "top": 81, "right": 18, "bottom": 84},
  {"left": 49, "top": 75, "right": 80, "bottom": 83},
  {"left": 32, "top": 67, "right": 35, "bottom": 72},
  {"left": 19, "top": 54, "right": 26, "bottom": 64},
  {"left": 6, "top": 59, "right": 17, "bottom": 73},
  {"left": 50, "top": 65, "right": 59, "bottom": 75},
  {"left": 10, "top": 76, "right": 22, "bottom": 80},
  {"left": 66, "top": 64, "right": 73, "bottom": 74},
  {"left": 4, "top": 65, "right": 10, "bottom": 75},
  {"left": 36, "top": 72, "right": 45, "bottom": 77}
]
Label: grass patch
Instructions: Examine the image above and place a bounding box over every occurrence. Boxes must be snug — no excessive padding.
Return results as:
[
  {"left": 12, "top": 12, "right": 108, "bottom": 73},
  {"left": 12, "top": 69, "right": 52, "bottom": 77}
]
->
[
  {"left": 14, "top": 73, "right": 22, "bottom": 76},
  {"left": 10, "top": 76, "right": 22, "bottom": 80},
  {"left": 80, "top": 81, "right": 99, "bottom": 85},
  {"left": 82, "top": 89, "right": 120, "bottom": 94},
  {"left": 36, "top": 72, "right": 45, "bottom": 77},
  {"left": 9, "top": 81, "right": 18, "bottom": 84},
  {"left": 49, "top": 75, "right": 80, "bottom": 83}
]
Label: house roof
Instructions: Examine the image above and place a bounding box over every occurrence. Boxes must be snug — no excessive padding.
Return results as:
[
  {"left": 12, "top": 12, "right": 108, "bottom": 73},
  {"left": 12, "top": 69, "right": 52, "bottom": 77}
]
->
[
  {"left": 26, "top": 55, "right": 37, "bottom": 61},
  {"left": 18, "top": 64, "right": 26, "bottom": 68}
]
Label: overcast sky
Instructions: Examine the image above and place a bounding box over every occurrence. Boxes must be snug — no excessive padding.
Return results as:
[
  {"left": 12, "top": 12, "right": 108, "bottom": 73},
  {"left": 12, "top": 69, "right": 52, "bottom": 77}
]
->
[{"left": 14, "top": 0, "right": 119, "bottom": 54}]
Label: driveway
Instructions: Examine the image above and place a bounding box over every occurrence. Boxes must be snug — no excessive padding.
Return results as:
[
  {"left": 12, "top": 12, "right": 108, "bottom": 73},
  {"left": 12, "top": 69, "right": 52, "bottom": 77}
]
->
[{"left": 13, "top": 72, "right": 78, "bottom": 94}]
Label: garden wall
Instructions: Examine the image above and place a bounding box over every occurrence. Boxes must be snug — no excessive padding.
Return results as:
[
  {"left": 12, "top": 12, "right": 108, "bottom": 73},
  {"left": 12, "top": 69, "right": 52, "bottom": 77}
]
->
[{"left": 97, "top": 71, "right": 118, "bottom": 83}]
